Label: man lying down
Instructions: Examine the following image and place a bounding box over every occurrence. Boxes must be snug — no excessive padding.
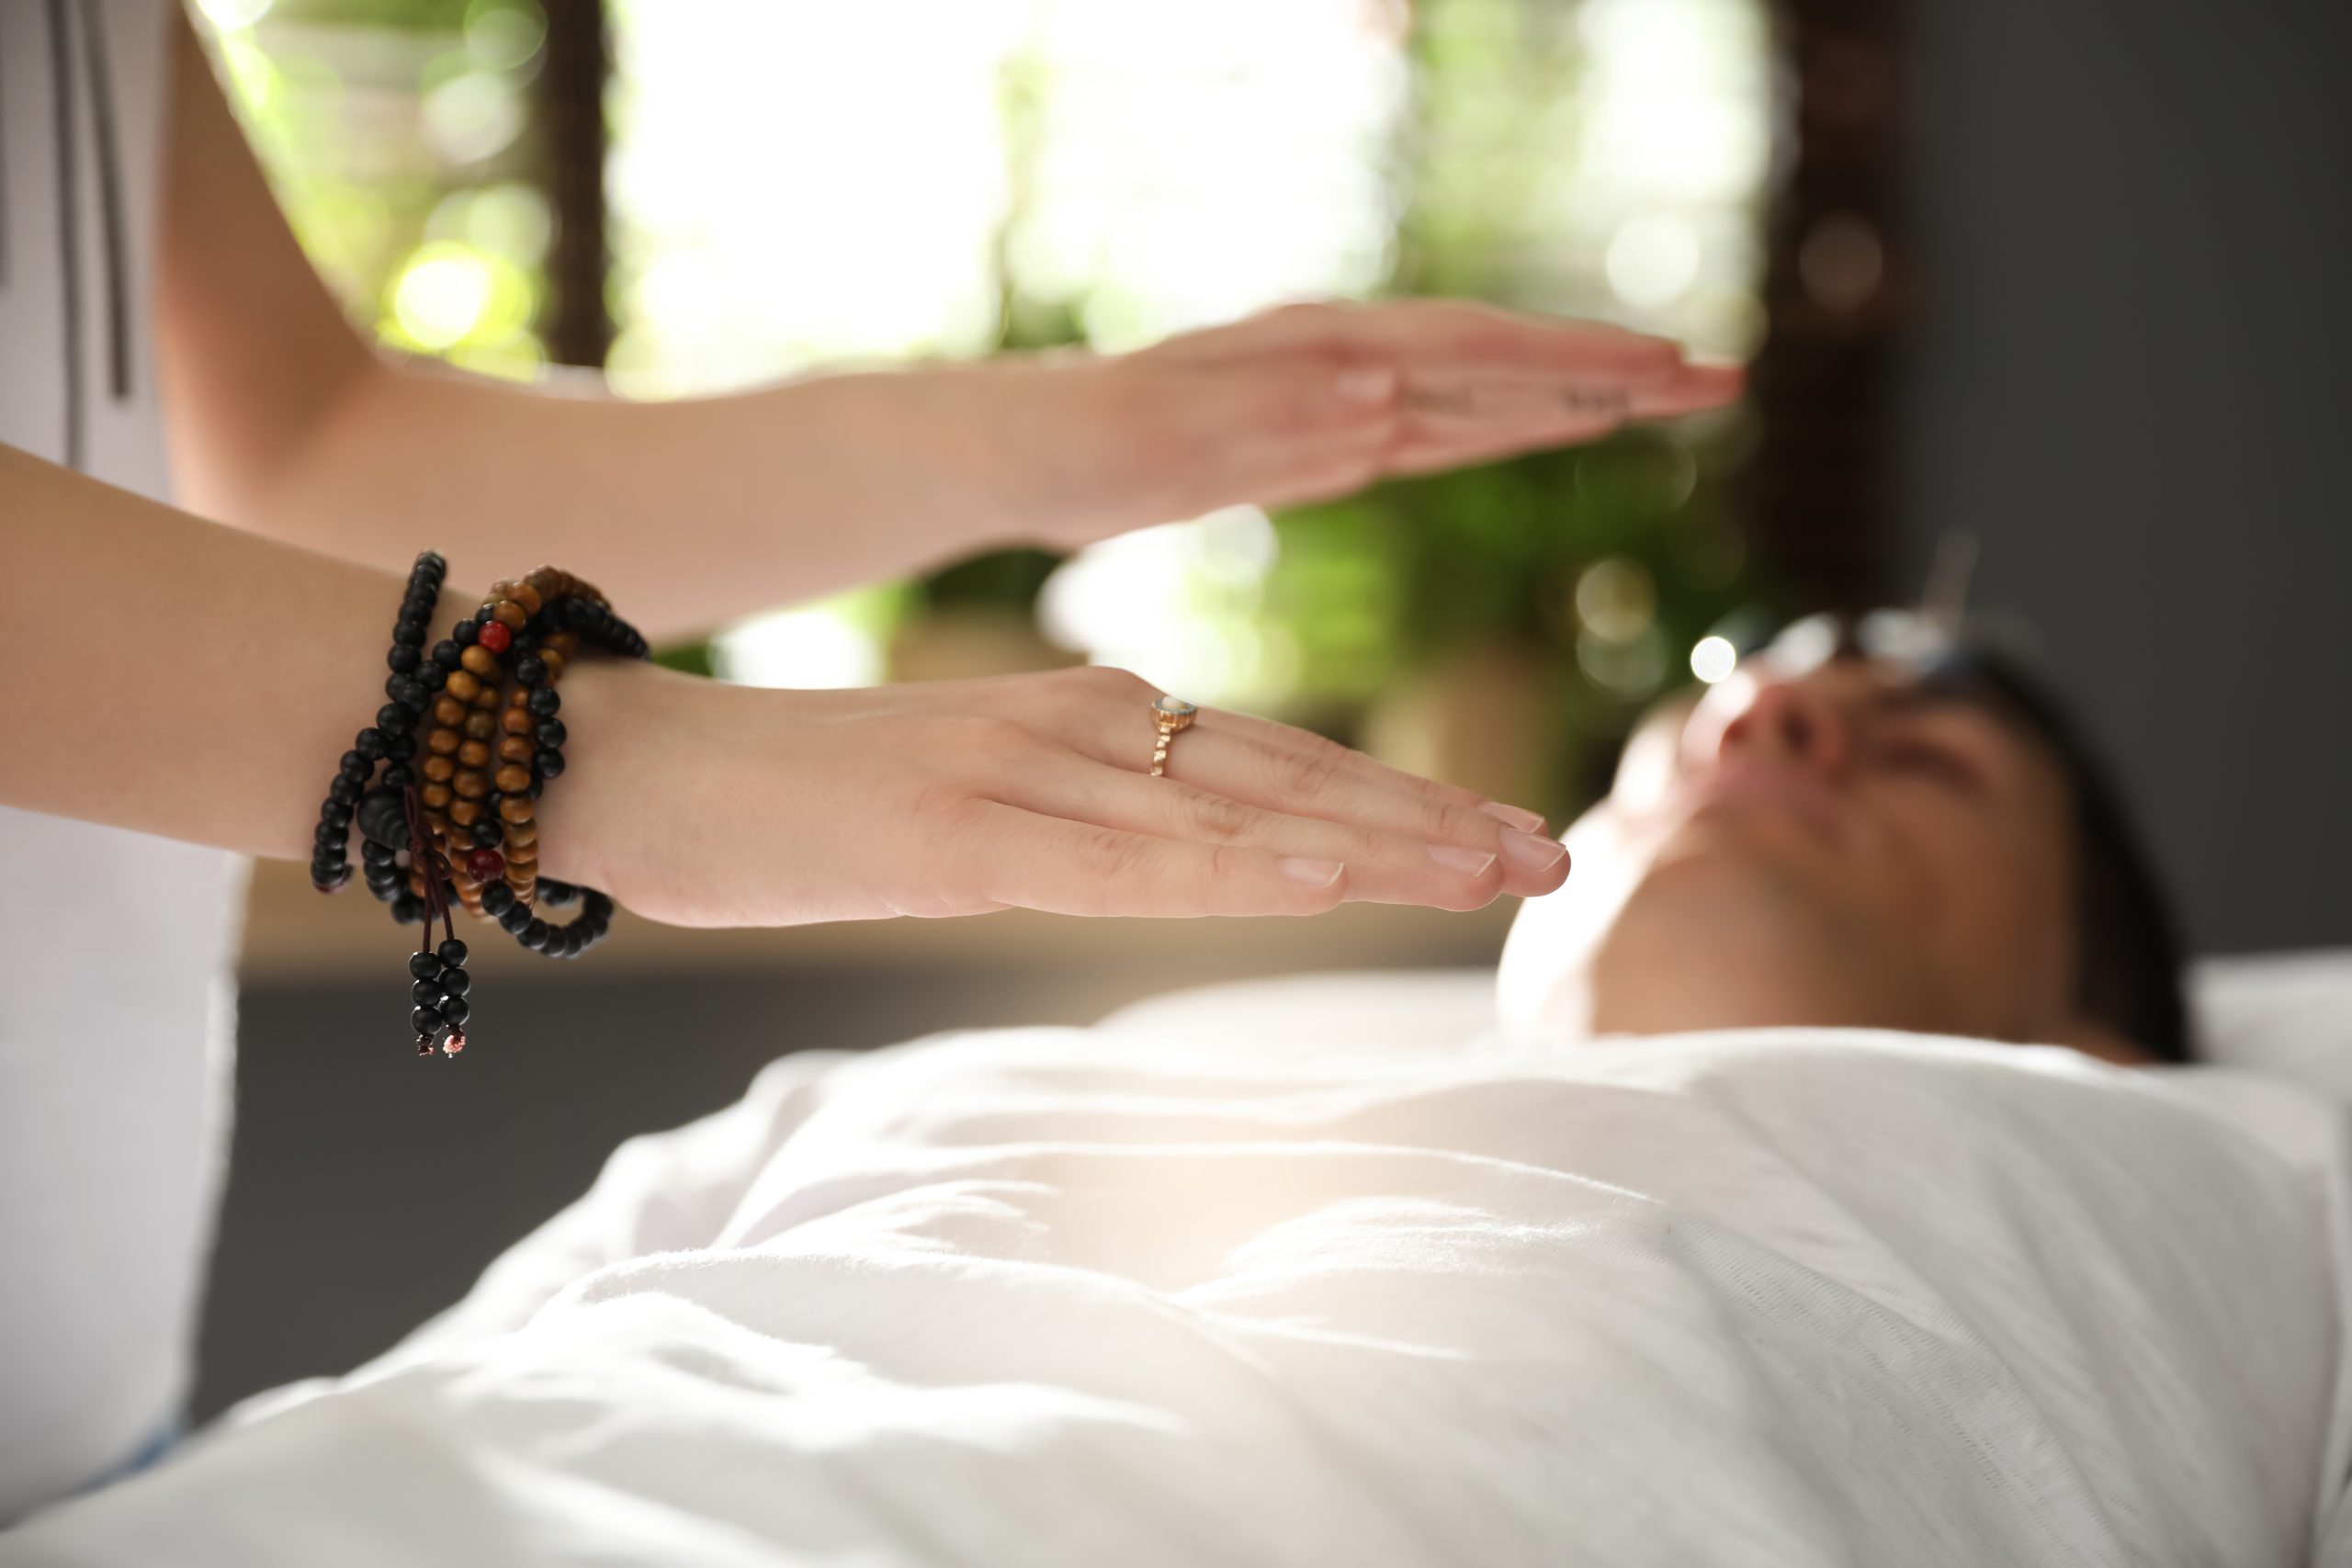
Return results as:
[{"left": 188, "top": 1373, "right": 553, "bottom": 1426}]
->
[{"left": 11, "top": 613, "right": 2352, "bottom": 1568}]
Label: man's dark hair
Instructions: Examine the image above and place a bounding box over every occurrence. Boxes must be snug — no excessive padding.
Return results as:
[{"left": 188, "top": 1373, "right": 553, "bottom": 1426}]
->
[
  {"left": 1762, "top": 612, "right": 2193, "bottom": 1063},
  {"left": 1907, "top": 636, "right": 2192, "bottom": 1062}
]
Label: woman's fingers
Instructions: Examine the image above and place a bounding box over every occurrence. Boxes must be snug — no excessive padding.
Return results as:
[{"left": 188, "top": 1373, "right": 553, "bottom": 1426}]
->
[
  {"left": 1155, "top": 299, "right": 1689, "bottom": 383},
  {"left": 1001, "top": 757, "right": 1510, "bottom": 910},
  {"left": 1402, "top": 367, "right": 1742, "bottom": 434},
  {"left": 1642, "top": 360, "right": 1746, "bottom": 413},
  {"left": 1160, "top": 727, "right": 1569, "bottom": 897},
  {"left": 1131, "top": 357, "right": 1737, "bottom": 517},
  {"left": 1382, "top": 362, "right": 1745, "bottom": 477},
  {"left": 1035, "top": 676, "right": 1568, "bottom": 898},
  {"left": 1195, "top": 705, "right": 1543, "bottom": 831},
  {"left": 956, "top": 801, "right": 1350, "bottom": 919},
  {"left": 1372, "top": 299, "right": 1690, "bottom": 380},
  {"left": 1138, "top": 332, "right": 1739, "bottom": 511},
  {"left": 1401, "top": 358, "right": 1743, "bottom": 411}
]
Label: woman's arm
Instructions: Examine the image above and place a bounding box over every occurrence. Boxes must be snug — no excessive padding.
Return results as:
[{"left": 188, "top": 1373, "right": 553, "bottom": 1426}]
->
[
  {"left": 158, "top": 11, "right": 1738, "bottom": 647},
  {"left": 0, "top": 442, "right": 560, "bottom": 868},
  {"left": 1, "top": 444, "right": 1569, "bottom": 923}
]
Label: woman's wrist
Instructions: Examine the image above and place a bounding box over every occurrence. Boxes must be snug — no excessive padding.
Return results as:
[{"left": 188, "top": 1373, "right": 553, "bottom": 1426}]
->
[
  {"left": 794, "top": 353, "right": 1107, "bottom": 558},
  {"left": 526, "top": 643, "right": 684, "bottom": 895}
]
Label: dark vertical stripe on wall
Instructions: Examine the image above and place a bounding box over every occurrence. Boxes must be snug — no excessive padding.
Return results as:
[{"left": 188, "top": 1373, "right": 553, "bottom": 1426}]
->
[
  {"left": 0, "top": 16, "right": 12, "bottom": 288},
  {"left": 539, "top": 0, "right": 612, "bottom": 367},
  {"left": 1739, "top": 0, "right": 1909, "bottom": 611},
  {"left": 46, "top": 0, "right": 86, "bottom": 470},
  {"left": 76, "top": 0, "right": 132, "bottom": 400}
]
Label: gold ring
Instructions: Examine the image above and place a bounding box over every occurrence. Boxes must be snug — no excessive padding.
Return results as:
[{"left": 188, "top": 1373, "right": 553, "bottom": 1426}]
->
[{"left": 1149, "top": 695, "right": 1197, "bottom": 777}]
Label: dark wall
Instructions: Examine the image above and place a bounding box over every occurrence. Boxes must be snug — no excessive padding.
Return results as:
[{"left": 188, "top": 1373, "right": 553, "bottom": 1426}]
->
[{"left": 1898, "top": 0, "right": 2351, "bottom": 953}]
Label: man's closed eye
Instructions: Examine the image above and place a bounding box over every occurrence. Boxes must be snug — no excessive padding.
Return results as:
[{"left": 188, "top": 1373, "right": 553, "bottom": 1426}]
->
[{"left": 1877, "top": 736, "right": 1988, "bottom": 793}]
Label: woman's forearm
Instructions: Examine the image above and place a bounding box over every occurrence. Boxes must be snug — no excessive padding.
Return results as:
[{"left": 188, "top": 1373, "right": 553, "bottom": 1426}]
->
[
  {"left": 206, "top": 359, "right": 1016, "bottom": 648},
  {"left": 0, "top": 443, "right": 641, "bottom": 883}
]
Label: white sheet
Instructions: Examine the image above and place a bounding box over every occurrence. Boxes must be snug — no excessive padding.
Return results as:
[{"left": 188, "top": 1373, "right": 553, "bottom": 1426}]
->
[{"left": 6, "top": 1022, "right": 2350, "bottom": 1567}]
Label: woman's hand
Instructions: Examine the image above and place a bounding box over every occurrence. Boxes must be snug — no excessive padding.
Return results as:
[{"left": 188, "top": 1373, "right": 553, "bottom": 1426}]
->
[
  {"left": 547, "top": 659, "right": 1570, "bottom": 928},
  {"left": 905, "top": 298, "right": 1745, "bottom": 552}
]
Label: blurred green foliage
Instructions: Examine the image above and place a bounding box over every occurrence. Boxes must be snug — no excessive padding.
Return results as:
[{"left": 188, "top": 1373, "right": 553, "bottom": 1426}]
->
[{"left": 211, "top": 0, "right": 552, "bottom": 378}]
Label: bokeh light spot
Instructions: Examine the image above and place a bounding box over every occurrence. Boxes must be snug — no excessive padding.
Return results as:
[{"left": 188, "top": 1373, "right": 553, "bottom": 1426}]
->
[
  {"left": 465, "top": 0, "right": 548, "bottom": 72},
  {"left": 422, "top": 72, "right": 526, "bottom": 165},
  {"left": 1575, "top": 557, "right": 1658, "bottom": 644},
  {"left": 1606, "top": 211, "right": 1702, "bottom": 309},
  {"left": 1690, "top": 635, "right": 1737, "bottom": 683},
  {"left": 391, "top": 245, "right": 493, "bottom": 350},
  {"left": 1577, "top": 625, "right": 1668, "bottom": 699},
  {"left": 1798, "top": 211, "right": 1884, "bottom": 312}
]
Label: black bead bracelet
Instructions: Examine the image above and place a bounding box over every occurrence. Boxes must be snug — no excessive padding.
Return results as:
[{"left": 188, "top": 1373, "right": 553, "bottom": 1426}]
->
[{"left": 310, "top": 550, "right": 444, "bottom": 897}]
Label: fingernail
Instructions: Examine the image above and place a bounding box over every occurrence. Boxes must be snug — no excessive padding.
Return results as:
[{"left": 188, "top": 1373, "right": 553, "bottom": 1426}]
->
[
  {"left": 1478, "top": 802, "right": 1548, "bottom": 834},
  {"left": 1498, "top": 829, "right": 1568, "bottom": 873},
  {"left": 1427, "top": 844, "right": 1498, "bottom": 876},
  {"left": 1336, "top": 366, "right": 1399, "bottom": 405},
  {"left": 1282, "top": 857, "right": 1345, "bottom": 887}
]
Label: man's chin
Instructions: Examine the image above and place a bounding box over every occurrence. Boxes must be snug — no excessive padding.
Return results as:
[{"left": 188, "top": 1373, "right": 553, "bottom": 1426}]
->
[
  {"left": 1498, "top": 821, "right": 1912, "bottom": 1039},
  {"left": 1606, "top": 842, "right": 1857, "bottom": 967}
]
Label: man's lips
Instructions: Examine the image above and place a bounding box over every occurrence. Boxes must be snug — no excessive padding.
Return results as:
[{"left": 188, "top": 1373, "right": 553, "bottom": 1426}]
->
[{"left": 1671, "top": 763, "right": 1849, "bottom": 848}]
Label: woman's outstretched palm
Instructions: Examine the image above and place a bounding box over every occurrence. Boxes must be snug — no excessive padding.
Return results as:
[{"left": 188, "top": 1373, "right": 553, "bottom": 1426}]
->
[{"left": 562, "top": 661, "right": 1571, "bottom": 929}]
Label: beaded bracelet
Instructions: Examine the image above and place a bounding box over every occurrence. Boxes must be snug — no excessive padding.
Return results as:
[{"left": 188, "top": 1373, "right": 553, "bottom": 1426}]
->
[
  {"left": 406, "top": 570, "right": 644, "bottom": 943},
  {"left": 312, "top": 552, "right": 648, "bottom": 1058},
  {"left": 310, "top": 550, "right": 444, "bottom": 895},
  {"left": 371, "top": 569, "right": 602, "bottom": 915},
  {"left": 416, "top": 572, "right": 583, "bottom": 922}
]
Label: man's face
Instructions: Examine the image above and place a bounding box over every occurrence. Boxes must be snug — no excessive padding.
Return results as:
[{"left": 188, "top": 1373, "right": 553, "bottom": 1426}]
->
[{"left": 1498, "top": 639, "right": 2102, "bottom": 1051}]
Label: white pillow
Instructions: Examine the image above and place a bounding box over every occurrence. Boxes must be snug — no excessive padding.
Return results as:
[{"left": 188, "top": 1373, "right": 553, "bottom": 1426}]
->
[
  {"left": 2193, "top": 948, "right": 2352, "bottom": 1096},
  {"left": 1102, "top": 952, "right": 2352, "bottom": 1095},
  {"left": 1095, "top": 968, "right": 1498, "bottom": 1058}
]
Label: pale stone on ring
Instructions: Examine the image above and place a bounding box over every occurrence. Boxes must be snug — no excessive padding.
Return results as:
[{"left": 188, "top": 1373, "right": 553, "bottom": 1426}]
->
[{"left": 1149, "top": 696, "right": 1196, "bottom": 777}]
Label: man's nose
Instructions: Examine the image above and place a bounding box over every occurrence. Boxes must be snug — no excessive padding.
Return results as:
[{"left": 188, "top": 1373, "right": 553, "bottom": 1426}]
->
[{"left": 1714, "top": 676, "right": 1850, "bottom": 776}]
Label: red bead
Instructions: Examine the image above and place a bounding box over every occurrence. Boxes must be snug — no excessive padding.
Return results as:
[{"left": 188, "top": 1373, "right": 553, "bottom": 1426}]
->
[
  {"left": 467, "top": 847, "right": 505, "bottom": 881},
  {"left": 442, "top": 1031, "right": 466, "bottom": 1055},
  {"left": 476, "top": 620, "right": 513, "bottom": 654}
]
